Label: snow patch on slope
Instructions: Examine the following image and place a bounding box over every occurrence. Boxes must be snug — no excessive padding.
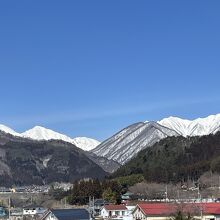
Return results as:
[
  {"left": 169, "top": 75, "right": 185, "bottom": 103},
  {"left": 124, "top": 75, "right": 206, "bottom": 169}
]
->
[{"left": 72, "top": 137, "right": 100, "bottom": 151}]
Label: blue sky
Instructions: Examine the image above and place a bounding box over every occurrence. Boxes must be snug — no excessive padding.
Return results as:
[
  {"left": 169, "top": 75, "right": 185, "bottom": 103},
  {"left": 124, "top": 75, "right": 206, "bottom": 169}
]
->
[{"left": 0, "top": 1, "right": 220, "bottom": 140}]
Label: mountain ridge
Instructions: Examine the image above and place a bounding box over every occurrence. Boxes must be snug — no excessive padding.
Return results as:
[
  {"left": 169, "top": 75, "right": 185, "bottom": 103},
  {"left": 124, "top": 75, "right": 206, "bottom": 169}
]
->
[
  {"left": 0, "top": 125, "right": 100, "bottom": 151},
  {"left": 91, "top": 121, "right": 179, "bottom": 164},
  {"left": 91, "top": 113, "right": 220, "bottom": 164},
  {"left": 158, "top": 113, "right": 220, "bottom": 137}
]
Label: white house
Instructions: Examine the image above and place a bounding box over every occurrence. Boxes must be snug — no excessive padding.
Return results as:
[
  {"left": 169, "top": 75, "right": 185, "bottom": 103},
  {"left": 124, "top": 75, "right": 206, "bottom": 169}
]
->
[{"left": 101, "top": 204, "right": 128, "bottom": 219}]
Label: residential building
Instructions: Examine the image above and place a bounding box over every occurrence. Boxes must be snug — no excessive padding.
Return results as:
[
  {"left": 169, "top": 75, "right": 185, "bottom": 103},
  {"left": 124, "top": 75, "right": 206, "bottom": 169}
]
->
[
  {"left": 23, "top": 206, "right": 47, "bottom": 216},
  {"left": 101, "top": 204, "right": 132, "bottom": 219},
  {"left": 40, "top": 209, "right": 89, "bottom": 220},
  {"left": 132, "top": 203, "right": 220, "bottom": 220}
]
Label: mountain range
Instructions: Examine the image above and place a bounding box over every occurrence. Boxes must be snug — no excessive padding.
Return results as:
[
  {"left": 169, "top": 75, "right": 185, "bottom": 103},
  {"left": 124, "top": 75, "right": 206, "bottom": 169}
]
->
[
  {"left": 0, "top": 125, "right": 100, "bottom": 151},
  {"left": 92, "top": 113, "right": 220, "bottom": 164},
  {"left": 158, "top": 114, "right": 220, "bottom": 137},
  {"left": 1, "top": 113, "right": 220, "bottom": 173}
]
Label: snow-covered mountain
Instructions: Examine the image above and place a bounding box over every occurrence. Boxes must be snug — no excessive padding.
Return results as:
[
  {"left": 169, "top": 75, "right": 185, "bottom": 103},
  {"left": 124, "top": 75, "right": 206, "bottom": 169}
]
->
[
  {"left": 158, "top": 113, "right": 220, "bottom": 137},
  {"left": 91, "top": 113, "right": 220, "bottom": 164},
  {"left": 0, "top": 125, "right": 100, "bottom": 151},
  {"left": 22, "top": 126, "right": 74, "bottom": 142},
  {"left": 0, "top": 124, "right": 21, "bottom": 137},
  {"left": 1, "top": 113, "right": 220, "bottom": 160},
  {"left": 91, "top": 122, "right": 179, "bottom": 164}
]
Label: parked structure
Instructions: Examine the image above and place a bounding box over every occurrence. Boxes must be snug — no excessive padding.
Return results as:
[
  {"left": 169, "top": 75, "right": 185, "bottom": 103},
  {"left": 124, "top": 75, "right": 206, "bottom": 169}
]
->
[{"left": 132, "top": 203, "right": 220, "bottom": 220}]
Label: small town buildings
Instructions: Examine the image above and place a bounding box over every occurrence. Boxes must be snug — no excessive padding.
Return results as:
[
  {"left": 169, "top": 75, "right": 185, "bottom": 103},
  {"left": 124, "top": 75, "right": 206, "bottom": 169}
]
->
[{"left": 132, "top": 203, "right": 220, "bottom": 220}]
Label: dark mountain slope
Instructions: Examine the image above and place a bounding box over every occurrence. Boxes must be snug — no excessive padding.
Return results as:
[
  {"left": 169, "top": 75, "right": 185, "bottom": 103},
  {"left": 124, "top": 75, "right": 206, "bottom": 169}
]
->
[
  {"left": 91, "top": 122, "right": 179, "bottom": 165},
  {"left": 113, "top": 132, "right": 220, "bottom": 183},
  {"left": 0, "top": 131, "right": 106, "bottom": 186}
]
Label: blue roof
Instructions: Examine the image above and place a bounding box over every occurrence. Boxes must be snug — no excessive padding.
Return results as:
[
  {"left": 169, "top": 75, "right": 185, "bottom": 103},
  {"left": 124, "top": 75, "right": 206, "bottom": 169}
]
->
[{"left": 52, "top": 209, "right": 89, "bottom": 220}]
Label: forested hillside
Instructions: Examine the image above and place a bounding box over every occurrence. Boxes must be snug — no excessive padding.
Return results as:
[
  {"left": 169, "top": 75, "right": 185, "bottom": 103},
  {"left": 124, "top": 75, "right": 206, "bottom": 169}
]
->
[{"left": 113, "top": 132, "right": 220, "bottom": 183}]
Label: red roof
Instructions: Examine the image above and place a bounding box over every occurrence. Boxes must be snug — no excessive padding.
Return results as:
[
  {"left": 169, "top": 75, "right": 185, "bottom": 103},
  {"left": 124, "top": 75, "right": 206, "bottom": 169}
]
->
[
  {"left": 104, "top": 205, "right": 127, "bottom": 211},
  {"left": 137, "top": 203, "right": 220, "bottom": 216}
]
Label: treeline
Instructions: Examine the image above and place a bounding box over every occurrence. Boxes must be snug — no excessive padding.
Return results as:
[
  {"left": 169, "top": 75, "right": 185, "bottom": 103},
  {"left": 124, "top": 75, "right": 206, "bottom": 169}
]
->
[
  {"left": 67, "top": 179, "right": 122, "bottom": 205},
  {"left": 51, "top": 174, "right": 144, "bottom": 205},
  {"left": 113, "top": 132, "right": 220, "bottom": 183}
]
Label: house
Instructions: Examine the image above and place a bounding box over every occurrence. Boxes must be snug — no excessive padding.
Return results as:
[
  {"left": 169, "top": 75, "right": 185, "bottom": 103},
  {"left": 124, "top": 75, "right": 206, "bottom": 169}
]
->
[
  {"left": 23, "top": 206, "right": 47, "bottom": 216},
  {"left": 101, "top": 204, "right": 129, "bottom": 219},
  {"left": 94, "top": 199, "right": 109, "bottom": 215},
  {"left": 125, "top": 206, "right": 136, "bottom": 220},
  {"left": 132, "top": 203, "right": 220, "bottom": 220},
  {"left": 10, "top": 208, "right": 23, "bottom": 220}
]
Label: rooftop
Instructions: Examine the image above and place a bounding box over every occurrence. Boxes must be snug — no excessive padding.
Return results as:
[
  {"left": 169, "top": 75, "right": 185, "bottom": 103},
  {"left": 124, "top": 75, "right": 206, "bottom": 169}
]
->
[
  {"left": 104, "top": 205, "right": 127, "bottom": 211},
  {"left": 137, "top": 203, "right": 220, "bottom": 216}
]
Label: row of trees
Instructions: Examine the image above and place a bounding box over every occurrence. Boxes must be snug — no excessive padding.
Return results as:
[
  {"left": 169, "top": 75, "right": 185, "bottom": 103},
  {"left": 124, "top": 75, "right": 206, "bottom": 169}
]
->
[{"left": 67, "top": 179, "right": 122, "bottom": 205}]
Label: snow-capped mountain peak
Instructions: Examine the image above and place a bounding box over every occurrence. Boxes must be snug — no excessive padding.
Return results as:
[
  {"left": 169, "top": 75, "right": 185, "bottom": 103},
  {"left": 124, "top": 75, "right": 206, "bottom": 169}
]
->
[
  {"left": 158, "top": 113, "right": 220, "bottom": 137},
  {"left": 0, "top": 124, "right": 100, "bottom": 151},
  {"left": 92, "top": 121, "right": 179, "bottom": 164},
  {"left": 22, "top": 126, "right": 73, "bottom": 142},
  {"left": 21, "top": 126, "right": 100, "bottom": 150}
]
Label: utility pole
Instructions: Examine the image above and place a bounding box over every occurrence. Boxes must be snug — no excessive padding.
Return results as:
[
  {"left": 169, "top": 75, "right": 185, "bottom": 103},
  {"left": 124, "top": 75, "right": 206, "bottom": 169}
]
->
[
  {"left": 89, "top": 196, "right": 91, "bottom": 220},
  {"left": 92, "top": 196, "right": 95, "bottom": 217},
  {"left": 218, "top": 175, "right": 220, "bottom": 192},
  {"left": 200, "top": 206, "right": 203, "bottom": 220},
  {"left": 165, "top": 185, "right": 168, "bottom": 202},
  {"left": 177, "top": 190, "right": 180, "bottom": 201},
  {"left": 197, "top": 183, "right": 201, "bottom": 201},
  {"left": 8, "top": 197, "right": 11, "bottom": 220}
]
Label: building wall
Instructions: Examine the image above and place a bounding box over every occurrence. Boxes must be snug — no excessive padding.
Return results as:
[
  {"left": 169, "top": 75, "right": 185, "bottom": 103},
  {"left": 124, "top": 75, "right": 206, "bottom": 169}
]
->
[
  {"left": 101, "top": 208, "right": 109, "bottom": 218},
  {"left": 44, "top": 212, "right": 58, "bottom": 220},
  {"left": 101, "top": 208, "right": 127, "bottom": 218},
  {"left": 133, "top": 208, "right": 146, "bottom": 220}
]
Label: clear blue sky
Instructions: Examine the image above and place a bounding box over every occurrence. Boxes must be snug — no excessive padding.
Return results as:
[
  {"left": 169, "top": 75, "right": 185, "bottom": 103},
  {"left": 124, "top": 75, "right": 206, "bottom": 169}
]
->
[{"left": 0, "top": 0, "right": 220, "bottom": 140}]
